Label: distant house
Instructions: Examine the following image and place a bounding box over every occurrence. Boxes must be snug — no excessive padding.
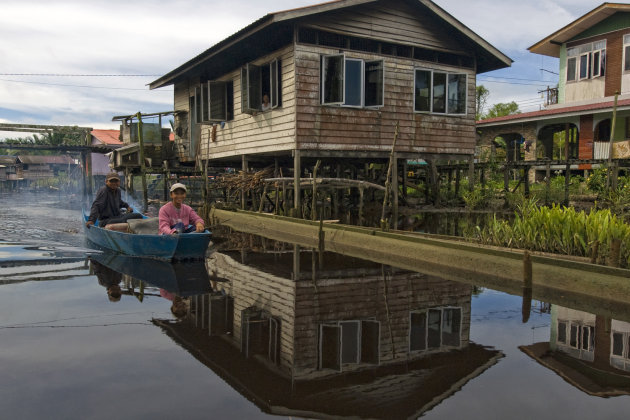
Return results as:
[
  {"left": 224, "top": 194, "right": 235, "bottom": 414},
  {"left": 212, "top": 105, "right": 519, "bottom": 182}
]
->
[
  {"left": 17, "top": 155, "right": 77, "bottom": 181},
  {"left": 521, "top": 305, "right": 630, "bottom": 397},
  {"left": 477, "top": 3, "right": 630, "bottom": 175},
  {"left": 90, "top": 129, "right": 122, "bottom": 176},
  {"left": 0, "top": 155, "right": 19, "bottom": 183},
  {"left": 149, "top": 0, "right": 510, "bottom": 205}
]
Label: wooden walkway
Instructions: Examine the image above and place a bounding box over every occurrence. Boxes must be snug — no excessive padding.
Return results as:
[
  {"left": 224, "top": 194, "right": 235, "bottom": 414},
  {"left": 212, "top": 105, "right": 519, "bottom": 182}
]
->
[{"left": 210, "top": 208, "right": 630, "bottom": 322}]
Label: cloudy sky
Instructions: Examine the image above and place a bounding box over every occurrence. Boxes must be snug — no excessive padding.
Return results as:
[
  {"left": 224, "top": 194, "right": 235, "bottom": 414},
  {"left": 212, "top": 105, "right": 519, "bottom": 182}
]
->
[{"left": 0, "top": 0, "right": 606, "bottom": 135}]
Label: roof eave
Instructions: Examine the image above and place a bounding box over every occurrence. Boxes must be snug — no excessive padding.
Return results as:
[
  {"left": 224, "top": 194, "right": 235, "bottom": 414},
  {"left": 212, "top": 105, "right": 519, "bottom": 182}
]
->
[{"left": 528, "top": 3, "right": 630, "bottom": 57}]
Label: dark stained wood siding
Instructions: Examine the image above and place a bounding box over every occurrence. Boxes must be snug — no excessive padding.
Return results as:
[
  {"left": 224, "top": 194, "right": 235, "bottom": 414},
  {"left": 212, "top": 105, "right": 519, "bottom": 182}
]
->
[
  {"left": 301, "top": 0, "right": 472, "bottom": 54},
  {"left": 292, "top": 273, "right": 472, "bottom": 379},
  {"left": 295, "top": 44, "right": 477, "bottom": 156},
  {"left": 579, "top": 114, "right": 594, "bottom": 169}
]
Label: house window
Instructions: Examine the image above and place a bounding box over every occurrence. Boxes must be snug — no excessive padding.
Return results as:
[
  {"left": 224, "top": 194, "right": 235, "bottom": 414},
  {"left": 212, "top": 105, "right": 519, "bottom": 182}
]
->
[
  {"left": 409, "top": 307, "right": 462, "bottom": 353},
  {"left": 321, "top": 54, "right": 384, "bottom": 107},
  {"left": 579, "top": 53, "right": 590, "bottom": 80},
  {"left": 567, "top": 322, "right": 594, "bottom": 351},
  {"left": 414, "top": 69, "right": 467, "bottom": 114},
  {"left": 241, "top": 307, "right": 281, "bottom": 364},
  {"left": 319, "top": 319, "right": 380, "bottom": 370},
  {"left": 241, "top": 59, "right": 282, "bottom": 114},
  {"left": 624, "top": 35, "right": 630, "bottom": 72},
  {"left": 196, "top": 81, "right": 234, "bottom": 123},
  {"left": 557, "top": 321, "right": 567, "bottom": 344},
  {"left": 567, "top": 40, "right": 606, "bottom": 82},
  {"left": 567, "top": 57, "right": 577, "bottom": 82}
]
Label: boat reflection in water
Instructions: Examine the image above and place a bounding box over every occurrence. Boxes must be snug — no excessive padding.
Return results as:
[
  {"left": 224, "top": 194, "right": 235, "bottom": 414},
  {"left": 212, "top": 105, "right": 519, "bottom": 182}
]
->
[
  {"left": 521, "top": 305, "right": 630, "bottom": 397},
  {"left": 147, "top": 233, "right": 504, "bottom": 419},
  {"left": 89, "top": 252, "right": 211, "bottom": 298}
]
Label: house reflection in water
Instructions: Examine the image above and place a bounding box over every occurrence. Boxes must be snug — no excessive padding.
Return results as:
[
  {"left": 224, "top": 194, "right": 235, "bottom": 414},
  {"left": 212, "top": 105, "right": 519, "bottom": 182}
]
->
[
  {"left": 521, "top": 305, "right": 630, "bottom": 397},
  {"left": 152, "top": 236, "right": 503, "bottom": 419}
]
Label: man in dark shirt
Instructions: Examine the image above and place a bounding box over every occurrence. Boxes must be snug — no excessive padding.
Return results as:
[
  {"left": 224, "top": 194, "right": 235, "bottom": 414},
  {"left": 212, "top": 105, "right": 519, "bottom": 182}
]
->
[{"left": 86, "top": 172, "right": 142, "bottom": 228}]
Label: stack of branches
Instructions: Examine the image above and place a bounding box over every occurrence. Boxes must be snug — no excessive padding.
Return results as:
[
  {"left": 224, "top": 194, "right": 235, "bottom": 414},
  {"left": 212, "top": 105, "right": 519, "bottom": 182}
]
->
[{"left": 211, "top": 166, "right": 274, "bottom": 192}]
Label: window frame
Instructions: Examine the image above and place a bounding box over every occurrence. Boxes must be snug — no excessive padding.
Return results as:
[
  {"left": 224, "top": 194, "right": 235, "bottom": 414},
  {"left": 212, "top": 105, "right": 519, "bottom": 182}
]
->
[
  {"left": 413, "top": 69, "right": 467, "bottom": 115},
  {"left": 579, "top": 53, "right": 590, "bottom": 80},
  {"left": 320, "top": 54, "right": 384, "bottom": 108},
  {"left": 566, "top": 57, "right": 577, "bottom": 82},
  {"left": 318, "top": 319, "right": 381, "bottom": 371},
  {"left": 241, "top": 59, "right": 282, "bottom": 114},
  {"left": 409, "top": 306, "right": 463, "bottom": 353},
  {"left": 624, "top": 34, "right": 630, "bottom": 73}
]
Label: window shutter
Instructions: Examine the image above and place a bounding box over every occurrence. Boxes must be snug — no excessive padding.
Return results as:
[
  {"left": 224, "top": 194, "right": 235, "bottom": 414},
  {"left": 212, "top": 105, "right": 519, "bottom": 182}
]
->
[
  {"left": 319, "top": 324, "right": 341, "bottom": 370},
  {"left": 321, "top": 54, "right": 345, "bottom": 105},
  {"left": 208, "top": 81, "right": 227, "bottom": 121},
  {"left": 364, "top": 60, "right": 384, "bottom": 107}
]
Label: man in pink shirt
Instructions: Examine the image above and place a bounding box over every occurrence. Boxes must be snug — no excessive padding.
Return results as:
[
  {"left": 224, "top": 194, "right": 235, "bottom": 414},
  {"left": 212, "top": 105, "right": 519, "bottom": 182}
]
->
[{"left": 158, "top": 183, "right": 205, "bottom": 235}]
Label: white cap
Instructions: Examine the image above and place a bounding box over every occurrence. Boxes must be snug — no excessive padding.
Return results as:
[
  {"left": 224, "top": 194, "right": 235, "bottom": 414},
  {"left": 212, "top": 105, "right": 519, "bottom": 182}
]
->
[{"left": 170, "top": 183, "right": 187, "bottom": 192}]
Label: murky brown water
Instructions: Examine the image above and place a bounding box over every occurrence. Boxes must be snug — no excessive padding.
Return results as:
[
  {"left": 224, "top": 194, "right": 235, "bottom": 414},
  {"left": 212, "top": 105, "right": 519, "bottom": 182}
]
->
[{"left": 1, "top": 192, "right": 630, "bottom": 419}]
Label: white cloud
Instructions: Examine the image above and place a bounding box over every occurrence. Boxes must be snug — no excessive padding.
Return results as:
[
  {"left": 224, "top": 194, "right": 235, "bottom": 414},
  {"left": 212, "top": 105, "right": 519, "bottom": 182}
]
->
[{"left": 0, "top": 0, "right": 608, "bottom": 129}]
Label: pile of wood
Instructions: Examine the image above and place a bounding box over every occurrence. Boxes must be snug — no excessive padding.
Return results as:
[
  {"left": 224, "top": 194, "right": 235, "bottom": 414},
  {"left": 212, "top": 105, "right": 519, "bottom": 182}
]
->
[{"left": 211, "top": 167, "right": 274, "bottom": 192}]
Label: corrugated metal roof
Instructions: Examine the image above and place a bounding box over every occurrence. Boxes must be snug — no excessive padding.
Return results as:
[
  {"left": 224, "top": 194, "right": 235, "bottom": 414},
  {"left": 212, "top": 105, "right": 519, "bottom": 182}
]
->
[
  {"left": 91, "top": 129, "right": 122, "bottom": 146},
  {"left": 477, "top": 98, "right": 630, "bottom": 127},
  {"left": 17, "top": 155, "right": 77, "bottom": 164},
  {"left": 150, "top": 0, "right": 511, "bottom": 89},
  {"left": 0, "top": 155, "right": 17, "bottom": 165}
]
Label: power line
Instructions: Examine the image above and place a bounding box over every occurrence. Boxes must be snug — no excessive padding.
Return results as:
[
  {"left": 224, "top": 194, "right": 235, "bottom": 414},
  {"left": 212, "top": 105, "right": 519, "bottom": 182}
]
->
[
  {"left": 479, "top": 75, "right": 558, "bottom": 83},
  {"left": 0, "top": 73, "right": 161, "bottom": 77},
  {"left": 0, "top": 78, "right": 172, "bottom": 91}
]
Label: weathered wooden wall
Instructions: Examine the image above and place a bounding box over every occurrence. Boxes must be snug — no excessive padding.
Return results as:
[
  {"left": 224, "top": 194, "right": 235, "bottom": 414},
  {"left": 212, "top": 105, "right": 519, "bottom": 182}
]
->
[
  {"left": 173, "top": 45, "right": 297, "bottom": 164},
  {"left": 291, "top": 272, "right": 471, "bottom": 379},
  {"left": 208, "top": 248, "right": 471, "bottom": 380},
  {"left": 294, "top": 44, "right": 476, "bottom": 155}
]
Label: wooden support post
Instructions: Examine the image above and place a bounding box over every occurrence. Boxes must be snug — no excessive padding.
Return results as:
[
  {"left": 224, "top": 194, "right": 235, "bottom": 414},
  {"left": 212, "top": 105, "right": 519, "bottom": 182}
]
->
[
  {"left": 524, "top": 167, "right": 530, "bottom": 197},
  {"left": 312, "top": 160, "right": 321, "bottom": 221},
  {"left": 545, "top": 162, "right": 551, "bottom": 205},
  {"left": 135, "top": 112, "right": 148, "bottom": 213},
  {"left": 430, "top": 160, "right": 439, "bottom": 206},
  {"left": 607, "top": 91, "right": 619, "bottom": 191},
  {"left": 564, "top": 123, "right": 571, "bottom": 206},
  {"left": 468, "top": 156, "right": 475, "bottom": 192},
  {"left": 241, "top": 155, "right": 247, "bottom": 210},
  {"left": 334, "top": 164, "right": 341, "bottom": 220},
  {"left": 381, "top": 122, "right": 399, "bottom": 230},
  {"left": 503, "top": 163, "right": 510, "bottom": 192},
  {"left": 455, "top": 168, "right": 461, "bottom": 199},
  {"left": 358, "top": 186, "right": 365, "bottom": 226},
  {"left": 480, "top": 167, "right": 485, "bottom": 186},
  {"left": 402, "top": 160, "right": 408, "bottom": 202},
  {"left": 393, "top": 153, "right": 399, "bottom": 229},
  {"left": 292, "top": 244, "right": 300, "bottom": 281},
  {"left": 447, "top": 169, "right": 453, "bottom": 193},
  {"left": 293, "top": 150, "right": 301, "bottom": 218}
]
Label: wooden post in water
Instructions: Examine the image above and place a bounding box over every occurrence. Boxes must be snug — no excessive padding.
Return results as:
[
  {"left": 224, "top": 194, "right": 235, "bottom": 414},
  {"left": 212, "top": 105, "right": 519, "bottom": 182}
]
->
[
  {"left": 564, "top": 123, "right": 571, "bottom": 206},
  {"left": 358, "top": 186, "right": 365, "bottom": 226},
  {"left": 468, "top": 156, "right": 475, "bottom": 192},
  {"left": 524, "top": 167, "right": 530, "bottom": 197},
  {"left": 293, "top": 150, "right": 301, "bottom": 218},
  {"left": 392, "top": 153, "right": 399, "bottom": 229},
  {"left": 135, "top": 112, "right": 148, "bottom": 212},
  {"left": 455, "top": 168, "right": 461, "bottom": 199},
  {"left": 241, "top": 155, "right": 248, "bottom": 210},
  {"left": 381, "top": 122, "right": 399, "bottom": 230},
  {"left": 522, "top": 251, "right": 532, "bottom": 323},
  {"left": 607, "top": 91, "right": 619, "bottom": 191},
  {"left": 545, "top": 162, "right": 551, "bottom": 205},
  {"left": 312, "top": 160, "right": 321, "bottom": 221}
]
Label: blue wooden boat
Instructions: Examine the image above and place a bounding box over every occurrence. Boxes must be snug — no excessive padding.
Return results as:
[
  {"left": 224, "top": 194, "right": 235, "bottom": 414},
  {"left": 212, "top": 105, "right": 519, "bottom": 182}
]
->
[{"left": 83, "top": 213, "right": 212, "bottom": 261}]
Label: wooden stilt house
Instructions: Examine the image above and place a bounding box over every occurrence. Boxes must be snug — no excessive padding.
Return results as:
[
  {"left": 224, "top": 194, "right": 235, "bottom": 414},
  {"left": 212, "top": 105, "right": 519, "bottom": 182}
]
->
[{"left": 150, "top": 0, "right": 511, "bottom": 220}]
